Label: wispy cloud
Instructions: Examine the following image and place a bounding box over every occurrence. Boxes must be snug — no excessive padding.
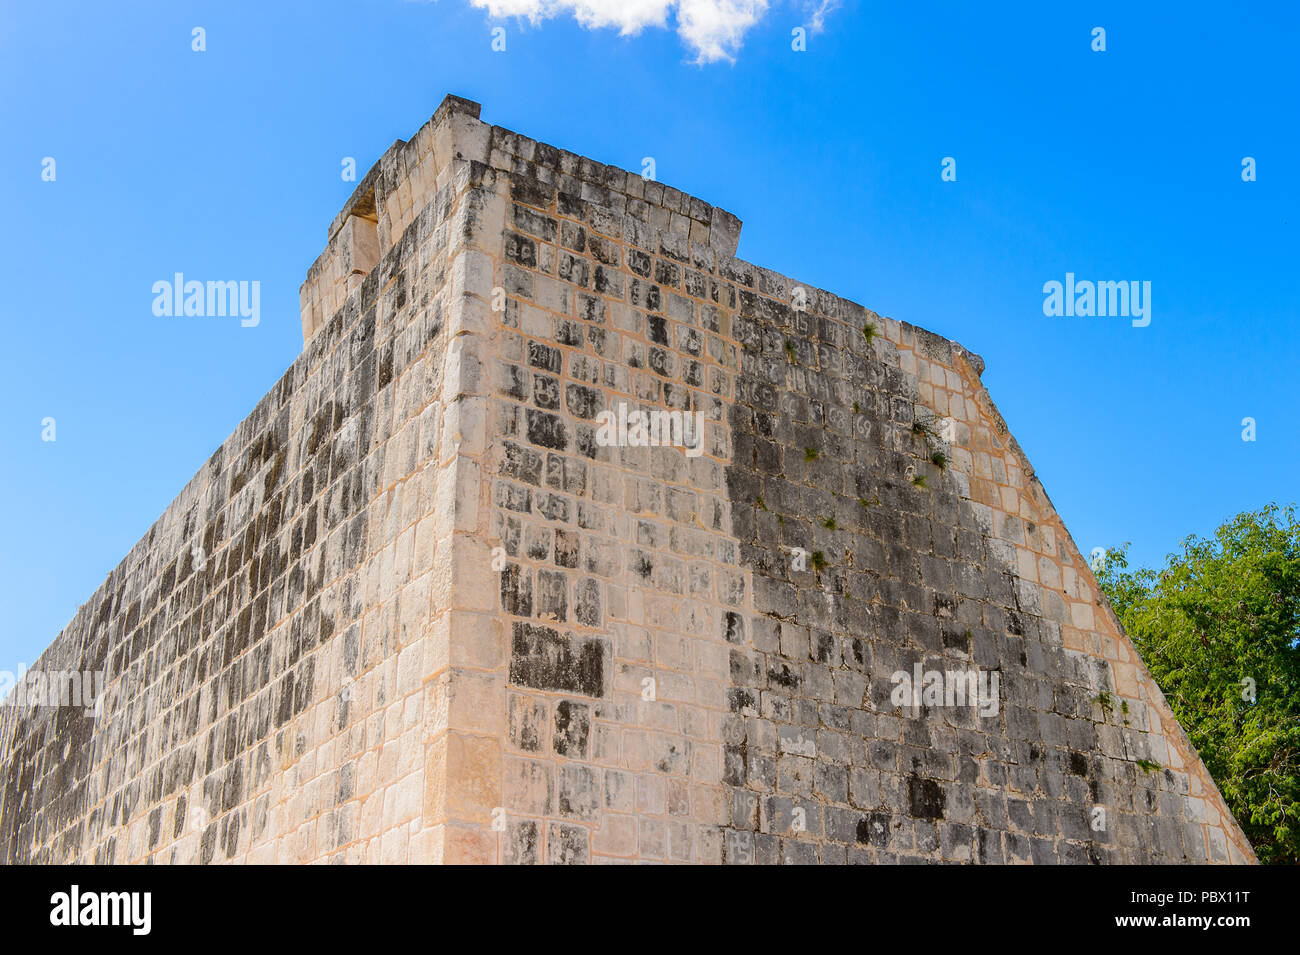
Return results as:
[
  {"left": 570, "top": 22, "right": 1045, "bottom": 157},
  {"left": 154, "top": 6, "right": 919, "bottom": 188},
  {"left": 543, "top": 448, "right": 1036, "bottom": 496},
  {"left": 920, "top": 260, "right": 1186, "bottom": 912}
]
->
[
  {"left": 465, "top": 0, "right": 779, "bottom": 63},
  {"left": 803, "top": 0, "right": 839, "bottom": 33}
]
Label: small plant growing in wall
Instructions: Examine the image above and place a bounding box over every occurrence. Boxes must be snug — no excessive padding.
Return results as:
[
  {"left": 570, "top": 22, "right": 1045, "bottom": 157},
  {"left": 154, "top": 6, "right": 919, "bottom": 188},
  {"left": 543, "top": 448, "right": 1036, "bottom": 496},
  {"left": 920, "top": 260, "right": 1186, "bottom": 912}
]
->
[
  {"left": 911, "top": 474, "right": 928, "bottom": 488},
  {"left": 811, "top": 551, "right": 828, "bottom": 571},
  {"left": 1094, "top": 690, "right": 1115, "bottom": 718},
  {"left": 784, "top": 340, "right": 798, "bottom": 363},
  {"left": 804, "top": 447, "right": 819, "bottom": 462},
  {"left": 908, "top": 412, "right": 952, "bottom": 488},
  {"left": 859, "top": 495, "right": 881, "bottom": 508},
  {"left": 912, "top": 414, "right": 945, "bottom": 442},
  {"left": 862, "top": 323, "right": 876, "bottom": 344},
  {"left": 756, "top": 495, "right": 767, "bottom": 511},
  {"left": 822, "top": 517, "right": 837, "bottom": 530},
  {"left": 853, "top": 401, "right": 861, "bottom": 414},
  {"left": 1135, "top": 758, "right": 1162, "bottom": 774}
]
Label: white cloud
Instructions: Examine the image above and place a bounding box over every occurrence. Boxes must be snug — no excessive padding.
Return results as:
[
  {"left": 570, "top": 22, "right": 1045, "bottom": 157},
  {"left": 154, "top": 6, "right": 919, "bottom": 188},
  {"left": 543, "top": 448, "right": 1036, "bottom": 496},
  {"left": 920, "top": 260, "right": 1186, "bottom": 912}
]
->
[
  {"left": 466, "top": 0, "right": 773, "bottom": 63},
  {"left": 803, "top": 0, "right": 839, "bottom": 33}
]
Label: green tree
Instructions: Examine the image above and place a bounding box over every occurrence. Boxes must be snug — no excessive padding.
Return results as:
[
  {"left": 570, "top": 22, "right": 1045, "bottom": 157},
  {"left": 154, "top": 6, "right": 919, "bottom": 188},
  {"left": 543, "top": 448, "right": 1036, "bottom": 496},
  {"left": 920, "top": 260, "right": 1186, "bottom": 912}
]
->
[{"left": 1095, "top": 504, "right": 1300, "bottom": 864}]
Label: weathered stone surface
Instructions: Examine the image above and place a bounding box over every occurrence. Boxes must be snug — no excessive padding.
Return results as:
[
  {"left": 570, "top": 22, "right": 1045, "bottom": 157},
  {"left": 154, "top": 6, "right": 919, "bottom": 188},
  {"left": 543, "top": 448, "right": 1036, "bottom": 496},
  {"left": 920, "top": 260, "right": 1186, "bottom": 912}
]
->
[{"left": 0, "top": 94, "right": 1255, "bottom": 865}]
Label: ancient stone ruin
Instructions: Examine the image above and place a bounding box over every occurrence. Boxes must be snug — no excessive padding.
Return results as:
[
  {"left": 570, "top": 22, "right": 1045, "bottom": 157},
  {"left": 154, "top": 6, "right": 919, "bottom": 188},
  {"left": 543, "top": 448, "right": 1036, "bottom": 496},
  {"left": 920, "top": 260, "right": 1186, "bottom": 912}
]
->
[{"left": 0, "top": 96, "right": 1255, "bottom": 864}]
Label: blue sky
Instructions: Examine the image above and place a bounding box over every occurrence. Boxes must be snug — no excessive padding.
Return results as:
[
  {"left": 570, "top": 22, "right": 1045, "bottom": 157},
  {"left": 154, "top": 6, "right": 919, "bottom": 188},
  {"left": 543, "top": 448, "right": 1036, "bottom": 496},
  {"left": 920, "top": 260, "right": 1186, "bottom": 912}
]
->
[{"left": 1, "top": 0, "right": 1296, "bottom": 668}]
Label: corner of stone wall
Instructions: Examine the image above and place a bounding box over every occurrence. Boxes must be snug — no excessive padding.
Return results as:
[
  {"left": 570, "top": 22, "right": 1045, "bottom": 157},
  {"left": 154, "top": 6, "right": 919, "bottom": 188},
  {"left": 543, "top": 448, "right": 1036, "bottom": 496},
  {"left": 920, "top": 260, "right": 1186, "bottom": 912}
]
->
[
  {"left": 298, "top": 95, "right": 490, "bottom": 349},
  {"left": 290, "top": 93, "right": 517, "bottom": 862},
  {"left": 415, "top": 116, "right": 509, "bottom": 864}
]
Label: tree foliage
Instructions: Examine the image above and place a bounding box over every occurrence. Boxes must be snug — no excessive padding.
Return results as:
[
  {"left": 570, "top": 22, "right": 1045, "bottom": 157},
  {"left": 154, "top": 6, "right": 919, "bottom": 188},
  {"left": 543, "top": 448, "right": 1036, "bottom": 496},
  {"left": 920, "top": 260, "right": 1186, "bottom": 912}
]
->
[{"left": 1095, "top": 504, "right": 1300, "bottom": 864}]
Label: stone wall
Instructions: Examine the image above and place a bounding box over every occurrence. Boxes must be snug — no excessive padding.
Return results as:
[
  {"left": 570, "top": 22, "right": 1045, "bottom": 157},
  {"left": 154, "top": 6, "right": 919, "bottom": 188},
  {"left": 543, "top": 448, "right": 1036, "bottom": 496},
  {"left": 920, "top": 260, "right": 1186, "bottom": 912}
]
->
[
  {"left": 0, "top": 95, "right": 1256, "bottom": 864},
  {"left": 0, "top": 100, "right": 473, "bottom": 863}
]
